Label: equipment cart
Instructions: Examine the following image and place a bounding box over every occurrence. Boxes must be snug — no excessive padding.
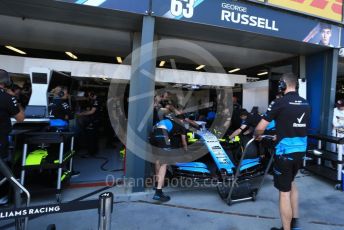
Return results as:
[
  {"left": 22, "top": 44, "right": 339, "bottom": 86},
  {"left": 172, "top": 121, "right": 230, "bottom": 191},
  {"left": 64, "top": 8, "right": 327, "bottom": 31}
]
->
[
  {"left": 304, "top": 134, "right": 343, "bottom": 190},
  {"left": 20, "top": 132, "right": 75, "bottom": 202}
]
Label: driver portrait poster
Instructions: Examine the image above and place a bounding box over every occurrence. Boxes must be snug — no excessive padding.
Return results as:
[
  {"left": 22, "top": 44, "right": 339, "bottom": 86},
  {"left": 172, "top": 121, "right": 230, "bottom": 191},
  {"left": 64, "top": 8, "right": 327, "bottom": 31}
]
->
[{"left": 152, "top": 0, "right": 341, "bottom": 48}]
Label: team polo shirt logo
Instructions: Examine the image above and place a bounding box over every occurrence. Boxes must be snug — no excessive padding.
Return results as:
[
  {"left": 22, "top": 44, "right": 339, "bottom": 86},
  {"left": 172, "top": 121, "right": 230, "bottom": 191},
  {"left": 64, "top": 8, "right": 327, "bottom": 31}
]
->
[
  {"left": 290, "top": 100, "right": 307, "bottom": 128},
  {"left": 293, "top": 112, "right": 306, "bottom": 128}
]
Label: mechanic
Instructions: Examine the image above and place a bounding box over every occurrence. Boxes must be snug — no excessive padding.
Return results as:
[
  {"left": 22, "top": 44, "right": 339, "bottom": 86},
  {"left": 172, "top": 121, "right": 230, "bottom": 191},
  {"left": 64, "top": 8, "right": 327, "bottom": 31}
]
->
[
  {"left": 255, "top": 73, "right": 310, "bottom": 230},
  {"left": 49, "top": 86, "right": 80, "bottom": 177},
  {"left": 77, "top": 91, "right": 100, "bottom": 156},
  {"left": 151, "top": 111, "right": 188, "bottom": 202},
  {"left": 0, "top": 69, "right": 25, "bottom": 205},
  {"left": 331, "top": 99, "right": 344, "bottom": 154},
  {"left": 228, "top": 108, "right": 259, "bottom": 141},
  {"left": 49, "top": 86, "right": 73, "bottom": 123}
]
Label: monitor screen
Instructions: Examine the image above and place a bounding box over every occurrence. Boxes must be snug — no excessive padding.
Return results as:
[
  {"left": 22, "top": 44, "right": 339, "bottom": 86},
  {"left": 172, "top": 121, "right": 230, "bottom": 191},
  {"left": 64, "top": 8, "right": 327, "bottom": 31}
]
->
[
  {"left": 24, "top": 106, "right": 46, "bottom": 118},
  {"left": 32, "top": 73, "right": 48, "bottom": 84}
]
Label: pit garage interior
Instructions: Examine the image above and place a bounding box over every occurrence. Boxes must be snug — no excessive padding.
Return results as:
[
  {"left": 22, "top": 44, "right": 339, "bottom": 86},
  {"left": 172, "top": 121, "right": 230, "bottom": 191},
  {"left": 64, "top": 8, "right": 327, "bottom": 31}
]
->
[{"left": 0, "top": 0, "right": 338, "bottom": 189}]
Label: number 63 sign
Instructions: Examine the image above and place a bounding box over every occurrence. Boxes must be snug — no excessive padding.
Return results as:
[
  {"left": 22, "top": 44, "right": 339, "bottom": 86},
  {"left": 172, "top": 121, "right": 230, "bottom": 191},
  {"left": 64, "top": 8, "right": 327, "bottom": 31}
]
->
[{"left": 170, "top": 0, "right": 196, "bottom": 18}]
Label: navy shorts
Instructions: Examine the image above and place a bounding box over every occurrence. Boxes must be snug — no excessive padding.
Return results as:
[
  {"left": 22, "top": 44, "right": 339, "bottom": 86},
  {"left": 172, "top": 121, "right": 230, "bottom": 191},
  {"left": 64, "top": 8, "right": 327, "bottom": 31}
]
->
[{"left": 273, "top": 152, "right": 305, "bottom": 192}]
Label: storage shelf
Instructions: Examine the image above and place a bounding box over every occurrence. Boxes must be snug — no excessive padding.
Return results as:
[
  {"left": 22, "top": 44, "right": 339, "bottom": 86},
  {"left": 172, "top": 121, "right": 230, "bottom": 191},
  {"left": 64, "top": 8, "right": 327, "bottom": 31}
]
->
[
  {"left": 307, "top": 150, "right": 343, "bottom": 163},
  {"left": 304, "top": 165, "right": 340, "bottom": 182}
]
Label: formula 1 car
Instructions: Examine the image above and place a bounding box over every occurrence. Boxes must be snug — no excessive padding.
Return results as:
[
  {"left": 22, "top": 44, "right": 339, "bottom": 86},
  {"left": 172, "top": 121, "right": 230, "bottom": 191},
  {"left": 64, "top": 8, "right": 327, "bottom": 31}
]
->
[{"left": 169, "top": 122, "right": 275, "bottom": 205}]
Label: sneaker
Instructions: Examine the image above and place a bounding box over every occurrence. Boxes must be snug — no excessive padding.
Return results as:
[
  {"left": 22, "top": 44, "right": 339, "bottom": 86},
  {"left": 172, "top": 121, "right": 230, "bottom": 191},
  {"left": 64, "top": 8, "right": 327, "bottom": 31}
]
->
[
  {"left": 291, "top": 218, "right": 301, "bottom": 230},
  {"left": 270, "top": 228, "right": 283, "bottom": 230},
  {"left": 152, "top": 192, "right": 170, "bottom": 202},
  {"left": 0, "top": 195, "right": 8, "bottom": 206},
  {"left": 71, "top": 170, "right": 80, "bottom": 177}
]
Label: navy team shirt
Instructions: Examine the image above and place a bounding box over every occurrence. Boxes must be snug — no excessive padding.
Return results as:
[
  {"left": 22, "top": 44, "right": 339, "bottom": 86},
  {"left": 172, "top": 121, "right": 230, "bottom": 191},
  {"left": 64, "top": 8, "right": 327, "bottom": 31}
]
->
[{"left": 263, "top": 92, "right": 311, "bottom": 155}]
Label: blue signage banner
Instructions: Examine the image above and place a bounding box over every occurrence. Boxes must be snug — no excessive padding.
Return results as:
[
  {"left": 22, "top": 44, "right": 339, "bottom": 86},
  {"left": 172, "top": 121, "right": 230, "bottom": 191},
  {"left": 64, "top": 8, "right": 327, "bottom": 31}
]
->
[
  {"left": 152, "top": 0, "right": 341, "bottom": 48},
  {"left": 58, "top": 0, "right": 149, "bottom": 14}
]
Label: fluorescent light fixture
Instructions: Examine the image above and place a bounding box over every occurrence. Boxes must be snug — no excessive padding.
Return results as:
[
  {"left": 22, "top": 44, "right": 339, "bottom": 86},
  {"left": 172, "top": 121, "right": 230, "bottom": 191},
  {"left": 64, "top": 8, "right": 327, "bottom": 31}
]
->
[
  {"left": 196, "top": 65, "right": 205, "bottom": 70},
  {"left": 116, "top": 56, "right": 122, "bottom": 64},
  {"left": 257, "top": 71, "right": 268, "bottom": 76},
  {"left": 82, "top": 0, "right": 106, "bottom": 7},
  {"left": 247, "top": 77, "right": 260, "bottom": 81},
  {"left": 65, "top": 51, "right": 78, "bottom": 60},
  {"left": 228, "top": 68, "right": 240, "bottom": 73},
  {"left": 159, "top": 61, "right": 166, "bottom": 67},
  {"left": 5, "top": 46, "right": 26, "bottom": 55}
]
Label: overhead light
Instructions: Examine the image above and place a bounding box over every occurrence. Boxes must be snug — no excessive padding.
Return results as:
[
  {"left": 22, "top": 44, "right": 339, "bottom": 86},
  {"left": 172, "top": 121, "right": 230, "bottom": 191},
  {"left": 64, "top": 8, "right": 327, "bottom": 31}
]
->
[
  {"left": 247, "top": 77, "right": 260, "bottom": 81},
  {"left": 159, "top": 61, "right": 166, "bottom": 67},
  {"left": 83, "top": 0, "right": 107, "bottom": 6},
  {"left": 257, "top": 71, "right": 268, "bottom": 76},
  {"left": 5, "top": 46, "right": 26, "bottom": 55},
  {"left": 65, "top": 51, "right": 78, "bottom": 60},
  {"left": 228, "top": 68, "right": 240, "bottom": 73},
  {"left": 196, "top": 65, "right": 205, "bottom": 70},
  {"left": 116, "top": 57, "right": 122, "bottom": 64}
]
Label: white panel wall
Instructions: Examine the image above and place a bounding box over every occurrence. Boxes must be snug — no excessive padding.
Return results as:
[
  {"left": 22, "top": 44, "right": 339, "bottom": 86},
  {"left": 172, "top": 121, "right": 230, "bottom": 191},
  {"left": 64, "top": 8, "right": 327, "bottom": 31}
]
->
[
  {"left": 243, "top": 80, "right": 269, "bottom": 114},
  {"left": 298, "top": 79, "right": 307, "bottom": 99},
  {"left": 155, "top": 69, "right": 246, "bottom": 86},
  {"left": 0, "top": 55, "right": 246, "bottom": 87}
]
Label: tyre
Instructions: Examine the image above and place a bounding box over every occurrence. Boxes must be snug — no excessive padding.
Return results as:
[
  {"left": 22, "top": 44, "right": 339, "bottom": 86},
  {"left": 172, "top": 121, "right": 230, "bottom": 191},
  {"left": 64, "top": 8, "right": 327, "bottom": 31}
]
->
[{"left": 217, "top": 182, "right": 230, "bottom": 200}]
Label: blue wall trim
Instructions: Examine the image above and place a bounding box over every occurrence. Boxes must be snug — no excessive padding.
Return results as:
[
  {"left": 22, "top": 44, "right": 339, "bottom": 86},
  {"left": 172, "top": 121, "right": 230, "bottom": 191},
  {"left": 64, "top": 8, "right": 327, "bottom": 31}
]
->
[{"left": 306, "top": 52, "right": 324, "bottom": 133}]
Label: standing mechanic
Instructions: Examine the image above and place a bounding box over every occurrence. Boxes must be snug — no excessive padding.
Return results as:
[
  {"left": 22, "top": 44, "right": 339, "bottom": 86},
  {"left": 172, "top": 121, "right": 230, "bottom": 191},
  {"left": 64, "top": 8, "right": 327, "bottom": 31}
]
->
[
  {"left": 255, "top": 73, "right": 310, "bottom": 230},
  {"left": 331, "top": 99, "right": 344, "bottom": 154},
  {"left": 77, "top": 91, "right": 100, "bottom": 156},
  {"left": 49, "top": 86, "right": 80, "bottom": 177},
  {"left": 50, "top": 86, "right": 73, "bottom": 123},
  {"left": 151, "top": 111, "right": 188, "bottom": 202},
  {"left": 0, "top": 69, "right": 25, "bottom": 205}
]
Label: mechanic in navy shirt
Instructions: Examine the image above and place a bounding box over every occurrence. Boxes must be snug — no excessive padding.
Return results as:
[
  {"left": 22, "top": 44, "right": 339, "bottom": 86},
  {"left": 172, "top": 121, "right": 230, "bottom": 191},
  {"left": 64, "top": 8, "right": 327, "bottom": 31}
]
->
[
  {"left": 49, "top": 86, "right": 73, "bottom": 123},
  {"left": 0, "top": 69, "right": 25, "bottom": 205},
  {"left": 228, "top": 108, "right": 260, "bottom": 143},
  {"left": 151, "top": 111, "right": 187, "bottom": 203},
  {"left": 255, "top": 73, "right": 310, "bottom": 230},
  {"left": 77, "top": 91, "right": 100, "bottom": 156}
]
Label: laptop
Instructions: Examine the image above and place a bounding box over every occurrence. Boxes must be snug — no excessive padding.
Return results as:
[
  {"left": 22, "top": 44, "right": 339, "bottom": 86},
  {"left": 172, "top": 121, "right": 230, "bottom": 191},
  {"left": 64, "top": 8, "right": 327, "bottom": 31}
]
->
[{"left": 24, "top": 106, "right": 47, "bottom": 119}]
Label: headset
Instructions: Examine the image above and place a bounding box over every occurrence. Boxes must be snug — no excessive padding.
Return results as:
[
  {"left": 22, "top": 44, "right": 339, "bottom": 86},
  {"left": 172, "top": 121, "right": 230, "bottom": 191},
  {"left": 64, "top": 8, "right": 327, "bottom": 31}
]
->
[
  {"left": 58, "top": 89, "right": 65, "bottom": 98},
  {"left": 278, "top": 77, "right": 299, "bottom": 93},
  {"left": 0, "top": 69, "right": 12, "bottom": 87},
  {"left": 53, "top": 86, "right": 67, "bottom": 98},
  {"left": 277, "top": 79, "right": 287, "bottom": 93}
]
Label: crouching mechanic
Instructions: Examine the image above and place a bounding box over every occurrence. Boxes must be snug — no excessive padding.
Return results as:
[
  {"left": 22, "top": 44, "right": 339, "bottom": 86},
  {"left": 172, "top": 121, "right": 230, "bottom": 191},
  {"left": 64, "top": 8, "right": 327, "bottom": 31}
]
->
[
  {"left": 254, "top": 73, "right": 310, "bottom": 230},
  {"left": 151, "top": 113, "right": 188, "bottom": 202}
]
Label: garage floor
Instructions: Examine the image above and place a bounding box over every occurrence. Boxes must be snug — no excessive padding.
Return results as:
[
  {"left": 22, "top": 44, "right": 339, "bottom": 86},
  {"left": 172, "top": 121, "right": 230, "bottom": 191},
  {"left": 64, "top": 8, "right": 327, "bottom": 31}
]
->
[
  {"left": 1, "top": 171, "right": 343, "bottom": 230},
  {"left": 70, "top": 145, "right": 124, "bottom": 184}
]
